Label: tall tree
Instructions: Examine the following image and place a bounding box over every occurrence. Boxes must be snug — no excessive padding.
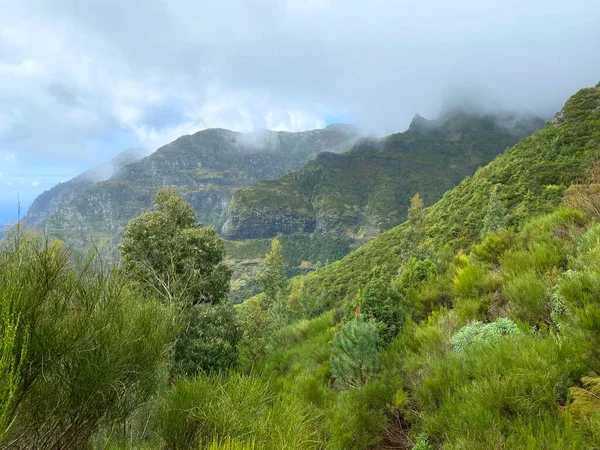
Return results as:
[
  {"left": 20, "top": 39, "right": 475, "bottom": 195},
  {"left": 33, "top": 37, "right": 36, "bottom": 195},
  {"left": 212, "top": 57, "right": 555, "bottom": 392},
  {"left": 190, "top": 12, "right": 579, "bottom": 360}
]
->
[
  {"left": 120, "top": 187, "right": 231, "bottom": 306},
  {"left": 259, "top": 238, "right": 289, "bottom": 322},
  {"left": 481, "top": 189, "right": 508, "bottom": 237},
  {"left": 399, "top": 193, "right": 429, "bottom": 261},
  {"left": 120, "top": 188, "right": 239, "bottom": 376}
]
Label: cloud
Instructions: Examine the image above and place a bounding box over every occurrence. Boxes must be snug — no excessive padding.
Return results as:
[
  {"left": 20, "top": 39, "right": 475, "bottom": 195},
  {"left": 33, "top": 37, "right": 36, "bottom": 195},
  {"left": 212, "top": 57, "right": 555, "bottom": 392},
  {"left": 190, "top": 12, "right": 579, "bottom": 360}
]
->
[
  {"left": 1, "top": 151, "right": 16, "bottom": 164},
  {"left": 0, "top": 0, "right": 599, "bottom": 174}
]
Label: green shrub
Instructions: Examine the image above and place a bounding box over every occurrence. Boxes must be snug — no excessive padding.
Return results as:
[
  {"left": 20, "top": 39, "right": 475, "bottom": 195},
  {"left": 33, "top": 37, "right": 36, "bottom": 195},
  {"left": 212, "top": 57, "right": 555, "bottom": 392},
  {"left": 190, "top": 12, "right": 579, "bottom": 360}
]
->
[
  {"left": 503, "top": 270, "right": 550, "bottom": 325},
  {"left": 0, "top": 231, "right": 173, "bottom": 449},
  {"left": 328, "top": 377, "right": 392, "bottom": 450},
  {"left": 451, "top": 318, "right": 519, "bottom": 352},
  {"left": 158, "top": 374, "right": 320, "bottom": 450},
  {"left": 174, "top": 302, "right": 241, "bottom": 376},
  {"left": 330, "top": 316, "right": 380, "bottom": 387}
]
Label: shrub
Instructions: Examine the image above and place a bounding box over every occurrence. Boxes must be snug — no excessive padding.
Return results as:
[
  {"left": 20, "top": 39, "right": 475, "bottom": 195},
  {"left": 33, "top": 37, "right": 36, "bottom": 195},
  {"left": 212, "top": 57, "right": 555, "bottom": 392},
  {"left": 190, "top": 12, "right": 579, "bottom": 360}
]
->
[
  {"left": 330, "top": 316, "right": 380, "bottom": 388},
  {"left": 0, "top": 231, "right": 173, "bottom": 449},
  {"left": 503, "top": 270, "right": 550, "bottom": 325},
  {"left": 158, "top": 374, "right": 319, "bottom": 450},
  {"left": 451, "top": 318, "right": 519, "bottom": 352}
]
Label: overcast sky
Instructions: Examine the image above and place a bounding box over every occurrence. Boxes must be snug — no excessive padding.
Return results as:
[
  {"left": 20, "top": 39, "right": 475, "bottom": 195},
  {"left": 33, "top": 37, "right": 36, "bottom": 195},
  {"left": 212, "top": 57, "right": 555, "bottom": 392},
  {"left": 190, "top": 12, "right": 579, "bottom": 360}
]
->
[{"left": 1, "top": 0, "right": 600, "bottom": 221}]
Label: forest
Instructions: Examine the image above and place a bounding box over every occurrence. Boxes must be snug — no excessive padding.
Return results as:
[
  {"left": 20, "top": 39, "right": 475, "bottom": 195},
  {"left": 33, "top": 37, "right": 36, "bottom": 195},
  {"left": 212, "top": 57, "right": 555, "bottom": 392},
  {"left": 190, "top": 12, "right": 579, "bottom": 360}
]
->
[{"left": 2, "top": 83, "right": 600, "bottom": 449}]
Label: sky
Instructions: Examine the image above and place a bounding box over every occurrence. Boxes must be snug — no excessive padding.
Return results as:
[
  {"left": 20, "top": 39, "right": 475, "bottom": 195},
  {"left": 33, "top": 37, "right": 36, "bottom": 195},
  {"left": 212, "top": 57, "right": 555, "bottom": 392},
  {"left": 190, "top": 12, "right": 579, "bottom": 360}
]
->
[{"left": 1, "top": 0, "right": 600, "bottom": 223}]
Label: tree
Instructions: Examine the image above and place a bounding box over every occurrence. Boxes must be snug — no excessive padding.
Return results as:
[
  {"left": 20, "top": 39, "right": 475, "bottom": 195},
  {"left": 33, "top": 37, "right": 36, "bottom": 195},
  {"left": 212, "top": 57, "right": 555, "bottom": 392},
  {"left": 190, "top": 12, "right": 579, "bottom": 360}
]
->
[
  {"left": 120, "top": 187, "right": 231, "bottom": 306},
  {"left": 399, "top": 193, "right": 429, "bottom": 260},
  {"left": 481, "top": 188, "right": 508, "bottom": 237},
  {"left": 120, "top": 188, "right": 239, "bottom": 375},
  {"left": 258, "top": 238, "right": 289, "bottom": 322},
  {"left": 330, "top": 312, "right": 380, "bottom": 388},
  {"left": 344, "top": 265, "right": 405, "bottom": 344}
]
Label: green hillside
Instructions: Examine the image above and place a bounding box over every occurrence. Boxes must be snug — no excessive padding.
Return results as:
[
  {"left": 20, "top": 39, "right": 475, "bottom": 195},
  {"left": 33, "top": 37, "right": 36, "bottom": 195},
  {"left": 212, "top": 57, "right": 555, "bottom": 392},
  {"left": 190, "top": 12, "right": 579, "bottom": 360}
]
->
[
  {"left": 223, "top": 111, "right": 543, "bottom": 241},
  {"left": 283, "top": 84, "right": 600, "bottom": 316}
]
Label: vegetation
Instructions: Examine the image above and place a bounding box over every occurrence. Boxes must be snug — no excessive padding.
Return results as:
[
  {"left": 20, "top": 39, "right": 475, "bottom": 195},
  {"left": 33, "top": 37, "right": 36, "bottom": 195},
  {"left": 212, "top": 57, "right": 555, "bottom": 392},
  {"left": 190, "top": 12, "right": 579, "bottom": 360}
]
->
[
  {"left": 1, "top": 83, "right": 600, "bottom": 449},
  {"left": 120, "top": 187, "right": 240, "bottom": 377}
]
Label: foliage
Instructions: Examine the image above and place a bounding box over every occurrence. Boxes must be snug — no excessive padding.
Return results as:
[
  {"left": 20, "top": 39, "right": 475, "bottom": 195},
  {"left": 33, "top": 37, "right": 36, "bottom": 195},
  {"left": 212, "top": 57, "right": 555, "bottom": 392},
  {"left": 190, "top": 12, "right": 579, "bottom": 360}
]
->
[
  {"left": 0, "top": 229, "right": 173, "bottom": 449},
  {"left": 259, "top": 238, "right": 289, "bottom": 322},
  {"left": 236, "top": 297, "right": 277, "bottom": 368},
  {"left": 399, "top": 193, "right": 429, "bottom": 261},
  {"left": 121, "top": 188, "right": 238, "bottom": 376},
  {"left": 451, "top": 318, "right": 520, "bottom": 352},
  {"left": 173, "top": 302, "right": 241, "bottom": 377},
  {"left": 345, "top": 265, "right": 406, "bottom": 344},
  {"left": 120, "top": 187, "right": 231, "bottom": 306},
  {"left": 330, "top": 315, "right": 380, "bottom": 387},
  {"left": 158, "top": 374, "right": 320, "bottom": 450},
  {"left": 480, "top": 187, "right": 508, "bottom": 237}
]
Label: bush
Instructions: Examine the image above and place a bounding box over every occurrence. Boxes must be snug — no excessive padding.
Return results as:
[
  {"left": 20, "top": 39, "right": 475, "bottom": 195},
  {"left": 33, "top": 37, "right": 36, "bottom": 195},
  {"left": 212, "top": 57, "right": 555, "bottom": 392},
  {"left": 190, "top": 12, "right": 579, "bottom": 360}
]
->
[
  {"left": 451, "top": 318, "right": 519, "bottom": 352},
  {"left": 0, "top": 231, "right": 173, "bottom": 449},
  {"left": 174, "top": 302, "right": 241, "bottom": 377},
  {"left": 503, "top": 270, "right": 550, "bottom": 325},
  {"left": 158, "top": 374, "right": 320, "bottom": 450}
]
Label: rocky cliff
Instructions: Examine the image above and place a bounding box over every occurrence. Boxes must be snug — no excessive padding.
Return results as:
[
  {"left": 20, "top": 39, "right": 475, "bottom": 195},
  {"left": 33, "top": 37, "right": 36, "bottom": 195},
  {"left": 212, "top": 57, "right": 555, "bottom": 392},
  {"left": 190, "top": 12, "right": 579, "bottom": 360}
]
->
[
  {"left": 222, "top": 111, "right": 545, "bottom": 241},
  {"left": 26, "top": 125, "right": 360, "bottom": 245}
]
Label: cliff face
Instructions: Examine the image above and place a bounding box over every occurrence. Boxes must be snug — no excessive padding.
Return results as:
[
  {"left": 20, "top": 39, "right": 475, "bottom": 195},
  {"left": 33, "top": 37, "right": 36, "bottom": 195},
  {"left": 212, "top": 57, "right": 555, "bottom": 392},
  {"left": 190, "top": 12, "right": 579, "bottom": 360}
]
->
[
  {"left": 28, "top": 125, "right": 360, "bottom": 243},
  {"left": 25, "top": 148, "right": 146, "bottom": 229},
  {"left": 222, "top": 111, "right": 545, "bottom": 241}
]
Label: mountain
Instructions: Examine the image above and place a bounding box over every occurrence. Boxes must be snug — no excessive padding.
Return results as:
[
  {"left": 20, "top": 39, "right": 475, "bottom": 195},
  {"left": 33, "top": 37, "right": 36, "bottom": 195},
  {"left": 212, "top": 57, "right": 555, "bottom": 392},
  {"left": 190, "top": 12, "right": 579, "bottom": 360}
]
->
[
  {"left": 280, "top": 83, "right": 600, "bottom": 316},
  {"left": 24, "top": 147, "right": 147, "bottom": 229},
  {"left": 223, "top": 111, "right": 545, "bottom": 241},
  {"left": 231, "top": 82, "right": 600, "bottom": 450},
  {"left": 25, "top": 125, "right": 360, "bottom": 246}
]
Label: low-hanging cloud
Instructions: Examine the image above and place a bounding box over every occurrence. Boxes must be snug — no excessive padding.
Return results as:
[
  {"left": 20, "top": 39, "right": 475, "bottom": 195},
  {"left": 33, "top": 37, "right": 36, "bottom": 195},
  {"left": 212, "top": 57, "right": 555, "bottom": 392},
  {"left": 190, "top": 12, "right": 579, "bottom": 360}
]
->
[{"left": 1, "top": 0, "right": 599, "bottom": 171}]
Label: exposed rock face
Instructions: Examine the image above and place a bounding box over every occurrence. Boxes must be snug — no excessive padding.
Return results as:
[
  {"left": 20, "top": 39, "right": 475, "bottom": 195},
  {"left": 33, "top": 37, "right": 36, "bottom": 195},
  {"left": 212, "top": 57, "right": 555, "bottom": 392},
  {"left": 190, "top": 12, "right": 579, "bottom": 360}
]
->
[
  {"left": 27, "top": 125, "right": 360, "bottom": 244},
  {"left": 223, "top": 111, "right": 546, "bottom": 241},
  {"left": 25, "top": 148, "right": 146, "bottom": 229}
]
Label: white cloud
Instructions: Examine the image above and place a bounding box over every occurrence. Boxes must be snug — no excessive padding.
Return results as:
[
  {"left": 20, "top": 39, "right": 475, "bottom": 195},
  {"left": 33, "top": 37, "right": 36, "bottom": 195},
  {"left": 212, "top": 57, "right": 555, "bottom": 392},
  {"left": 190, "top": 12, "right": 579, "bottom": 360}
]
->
[
  {"left": 1, "top": 151, "right": 16, "bottom": 164},
  {"left": 0, "top": 0, "right": 598, "bottom": 173}
]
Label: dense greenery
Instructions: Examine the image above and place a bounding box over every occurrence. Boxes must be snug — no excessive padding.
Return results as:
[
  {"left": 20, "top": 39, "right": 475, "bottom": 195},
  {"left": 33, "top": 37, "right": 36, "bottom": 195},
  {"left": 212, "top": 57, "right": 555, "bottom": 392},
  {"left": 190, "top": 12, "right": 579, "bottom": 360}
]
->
[
  {"left": 120, "top": 187, "right": 240, "bottom": 376},
  {"left": 2, "top": 83, "right": 600, "bottom": 449},
  {"left": 0, "top": 228, "right": 172, "bottom": 448}
]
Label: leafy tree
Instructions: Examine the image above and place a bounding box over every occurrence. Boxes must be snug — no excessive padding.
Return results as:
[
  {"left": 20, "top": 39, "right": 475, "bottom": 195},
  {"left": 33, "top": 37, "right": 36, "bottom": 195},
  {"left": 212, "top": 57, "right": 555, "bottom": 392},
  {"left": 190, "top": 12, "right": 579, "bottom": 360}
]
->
[
  {"left": 481, "top": 188, "right": 508, "bottom": 237},
  {"left": 259, "top": 238, "right": 289, "bottom": 322},
  {"left": 174, "top": 302, "right": 242, "bottom": 376},
  {"left": 237, "top": 298, "right": 277, "bottom": 367},
  {"left": 396, "top": 257, "right": 437, "bottom": 294},
  {"left": 120, "top": 188, "right": 239, "bottom": 375},
  {"left": 330, "top": 313, "right": 380, "bottom": 387},
  {"left": 120, "top": 187, "right": 231, "bottom": 306}
]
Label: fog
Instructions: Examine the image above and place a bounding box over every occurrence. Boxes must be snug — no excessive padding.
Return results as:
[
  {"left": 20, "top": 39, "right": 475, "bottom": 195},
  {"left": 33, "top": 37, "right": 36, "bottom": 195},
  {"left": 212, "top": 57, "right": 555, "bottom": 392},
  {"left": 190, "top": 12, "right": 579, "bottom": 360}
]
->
[{"left": 1, "top": 0, "right": 599, "bottom": 205}]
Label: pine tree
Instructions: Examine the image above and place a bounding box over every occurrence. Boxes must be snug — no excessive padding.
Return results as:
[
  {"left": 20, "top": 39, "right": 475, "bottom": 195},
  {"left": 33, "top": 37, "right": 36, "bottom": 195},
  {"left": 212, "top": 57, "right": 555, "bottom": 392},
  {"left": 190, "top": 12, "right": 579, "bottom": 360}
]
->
[
  {"left": 399, "top": 193, "right": 430, "bottom": 260},
  {"left": 259, "top": 238, "right": 289, "bottom": 322},
  {"left": 330, "top": 311, "right": 380, "bottom": 387},
  {"left": 481, "top": 189, "right": 508, "bottom": 237}
]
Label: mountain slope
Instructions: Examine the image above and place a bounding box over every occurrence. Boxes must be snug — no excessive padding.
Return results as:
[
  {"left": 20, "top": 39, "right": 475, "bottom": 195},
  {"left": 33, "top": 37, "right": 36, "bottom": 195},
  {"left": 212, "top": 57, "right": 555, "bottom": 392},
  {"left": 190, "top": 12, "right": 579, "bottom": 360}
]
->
[
  {"left": 24, "top": 148, "right": 147, "bottom": 229},
  {"left": 30, "top": 125, "right": 359, "bottom": 245},
  {"left": 283, "top": 83, "right": 600, "bottom": 315},
  {"left": 223, "top": 111, "right": 544, "bottom": 241}
]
